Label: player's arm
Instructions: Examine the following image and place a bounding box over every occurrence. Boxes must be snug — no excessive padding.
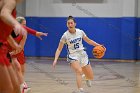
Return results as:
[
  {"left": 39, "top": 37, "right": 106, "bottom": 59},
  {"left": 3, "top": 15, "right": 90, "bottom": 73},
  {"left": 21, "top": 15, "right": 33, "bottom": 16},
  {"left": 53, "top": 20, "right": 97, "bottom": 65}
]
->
[
  {"left": 7, "top": 35, "right": 21, "bottom": 50},
  {"left": 35, "top": 32, "right": 48, "bottom": 40},
  {"left": 23, "top": 26, "right": 48, "bottom": 40},
  {"left": 9, "top": 34, "right": 27, "bottom": 55},
  {"left": 23, "top": 26, "right": 36, "bottom": 35},
  {"left": 83, "top": 36, "right": 100, "bottom": 46},
  {"left": 19, "top": 33, "right": 27, "bottom": 49},
  {"left": 8, "top": 32, "right": 27, "bottom": 55},
  {"left": 1, "top": 0, "right": 27, "bottom": 35},
  {"left": 52, "top": 41, "right": 64, "bottom": 68},
  {"left": 0, "top": 0, "right": 18, "bottom": 27}
]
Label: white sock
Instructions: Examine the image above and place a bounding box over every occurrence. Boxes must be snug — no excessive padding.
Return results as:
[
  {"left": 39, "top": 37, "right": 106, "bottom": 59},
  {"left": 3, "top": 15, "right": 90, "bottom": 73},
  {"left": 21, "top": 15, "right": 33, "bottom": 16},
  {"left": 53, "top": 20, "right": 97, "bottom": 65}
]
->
[
  {"left": 82, "top": 74, "right": 85, "bottom": 78},
  {"left": 79, "top": 88, "right": 84, "bottom": 91},
  {"left": 20, "top": 83, "right": 25, "bottom": 92},
  {"left": 24, "top": 82, "right": 28, "bottom": 88}
]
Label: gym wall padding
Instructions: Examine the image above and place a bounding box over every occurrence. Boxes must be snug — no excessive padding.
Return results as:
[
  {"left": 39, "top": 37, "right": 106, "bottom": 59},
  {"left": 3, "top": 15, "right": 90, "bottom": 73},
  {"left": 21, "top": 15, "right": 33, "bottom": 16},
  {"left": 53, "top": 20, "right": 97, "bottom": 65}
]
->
[{"left": 24, "top": 17, "right": 140, "bottom": 60}]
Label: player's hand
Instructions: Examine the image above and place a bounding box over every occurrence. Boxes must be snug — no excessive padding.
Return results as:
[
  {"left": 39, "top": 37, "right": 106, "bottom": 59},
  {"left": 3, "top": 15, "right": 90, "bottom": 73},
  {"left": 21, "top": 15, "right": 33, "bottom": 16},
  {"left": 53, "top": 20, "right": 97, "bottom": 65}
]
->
[
  {"left": 52, "top": 61, "right": 57, "bottom": 71},
  {"left": 9, "top": 46, "right": 22, "bottom": 56},
  {"left": 36, "top": 32, "right": 48, "bottom": 40},
  {"left": 98, "top": 45, "right": 106, "bottom": 51}
]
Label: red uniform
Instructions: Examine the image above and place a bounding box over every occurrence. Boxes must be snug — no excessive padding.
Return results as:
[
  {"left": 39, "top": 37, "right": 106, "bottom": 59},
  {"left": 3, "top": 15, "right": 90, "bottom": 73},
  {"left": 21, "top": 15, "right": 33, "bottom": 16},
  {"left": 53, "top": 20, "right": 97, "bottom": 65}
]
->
[
  {"left": 0, "top": 9, "right": 16, "bottom": 66},
  {"left": 10, "top": 26, "right": 36, "bottom": 64}
]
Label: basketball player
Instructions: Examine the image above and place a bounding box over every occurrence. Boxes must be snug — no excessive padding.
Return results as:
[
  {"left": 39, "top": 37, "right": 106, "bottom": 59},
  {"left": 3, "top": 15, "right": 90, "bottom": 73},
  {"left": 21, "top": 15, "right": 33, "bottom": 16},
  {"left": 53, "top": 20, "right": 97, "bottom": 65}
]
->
[
  {"left": 9, "top": 16, "right": 48, "bottom": 93},
  {"left": 11, "top": 16, "right": 47, "bottom": 75},
  {"left": 52, "top": 16, "right": 101, "bottom": 93},
  {"left": 0, "top": 0, "right": 26, "bottom": 93}
]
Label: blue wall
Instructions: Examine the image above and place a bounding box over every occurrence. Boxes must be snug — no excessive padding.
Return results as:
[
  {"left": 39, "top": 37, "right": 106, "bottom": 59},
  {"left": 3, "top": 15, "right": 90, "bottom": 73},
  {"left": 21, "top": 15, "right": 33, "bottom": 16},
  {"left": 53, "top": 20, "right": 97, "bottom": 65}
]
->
[
  {"left": 24, "top": 17, "right": 140, "bottom": 60},
  {"left": 137, "top": 18, "right": 140, "bottom": 60}
]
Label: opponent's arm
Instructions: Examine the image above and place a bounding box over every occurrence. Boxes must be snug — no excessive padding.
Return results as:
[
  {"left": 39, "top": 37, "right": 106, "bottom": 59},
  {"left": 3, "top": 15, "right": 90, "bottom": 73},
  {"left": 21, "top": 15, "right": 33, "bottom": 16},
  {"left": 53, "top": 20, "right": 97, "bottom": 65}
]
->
[
  {"left": 0, "top": 0, "right": 17, "bottom": 26},
  {"left": 23, "top": 26, "right": 36, "bottom": 35},
  {"left": 7, "top": 35, "right": 21, "bottom": 50},
  {"left": 19, "top": 33, "right": 27, "bottom": 49},
  {"left": 0, "top": 0, "right": 26, "bottom": 35},
  {"left": 36, "top": 32, "right": 48, "bottom": 40},
  {"left": 24, "top": 26, "right": 48, "bottom": 40}
]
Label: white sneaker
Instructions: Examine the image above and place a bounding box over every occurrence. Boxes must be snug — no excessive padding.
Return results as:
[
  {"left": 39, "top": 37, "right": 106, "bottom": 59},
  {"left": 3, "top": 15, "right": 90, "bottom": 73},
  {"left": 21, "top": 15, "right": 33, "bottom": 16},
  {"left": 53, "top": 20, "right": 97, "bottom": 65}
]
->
[
  {"left": 72, "top": 90, "right": 88, "bottom": 93},
  {"left": 86, "top": 80, "right": 92, "bottom": 87},
  {"left": 79, "top": 90, "right": 85, "bottom": 93},
  {"left": 22, "top": 87, "right": 31, "bottom": 93},
  {"left": 82, "top": 74, "right": 92, "bottom": 87}
]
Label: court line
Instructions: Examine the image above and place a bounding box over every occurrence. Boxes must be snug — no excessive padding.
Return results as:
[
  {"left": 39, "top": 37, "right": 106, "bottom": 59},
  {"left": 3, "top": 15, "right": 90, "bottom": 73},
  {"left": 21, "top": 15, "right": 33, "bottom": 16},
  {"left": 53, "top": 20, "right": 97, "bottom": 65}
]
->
[{"left": 27, "top": 61, "right": 69, "bottom": 85}]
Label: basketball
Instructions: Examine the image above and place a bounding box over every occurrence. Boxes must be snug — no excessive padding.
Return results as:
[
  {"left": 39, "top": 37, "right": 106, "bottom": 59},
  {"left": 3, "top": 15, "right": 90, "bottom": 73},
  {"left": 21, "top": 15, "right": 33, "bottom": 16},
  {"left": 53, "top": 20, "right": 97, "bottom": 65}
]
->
[{"left": 92, "top": 45, "right": 106, "bottom": 58}]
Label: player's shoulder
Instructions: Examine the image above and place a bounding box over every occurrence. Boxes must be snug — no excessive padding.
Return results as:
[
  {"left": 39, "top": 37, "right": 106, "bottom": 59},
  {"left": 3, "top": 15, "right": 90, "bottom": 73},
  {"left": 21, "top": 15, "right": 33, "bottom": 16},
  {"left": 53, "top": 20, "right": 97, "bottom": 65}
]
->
[
  {"left": 76, "top": 28, "right": 84, "bottom": 33},
  {"left": 61, "top": 30, "right": 69, "bottom": 37},
  {"left": 63, "top": 30, "right": 68, "bottom": 35}
]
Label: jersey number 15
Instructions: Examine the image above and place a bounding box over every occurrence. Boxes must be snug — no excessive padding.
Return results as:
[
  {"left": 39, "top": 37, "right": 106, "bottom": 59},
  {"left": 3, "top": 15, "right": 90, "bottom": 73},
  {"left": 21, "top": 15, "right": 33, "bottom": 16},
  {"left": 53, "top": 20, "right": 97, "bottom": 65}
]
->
[{"left": 74, "top": 43, "right": 79, "bottom": 49}]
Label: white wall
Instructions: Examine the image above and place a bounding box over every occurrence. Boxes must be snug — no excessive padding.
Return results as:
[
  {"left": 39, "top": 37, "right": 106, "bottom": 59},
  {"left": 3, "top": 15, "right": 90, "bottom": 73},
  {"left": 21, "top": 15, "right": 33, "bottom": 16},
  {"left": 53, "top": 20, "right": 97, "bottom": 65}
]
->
[
  {"left": 122, "top": 0, "right": 138, "bottom": 17},
  {"left": 25, "top": 0, "right": 137, "bottom": 17},
  {"left": 138, "top": 0, "right": 140, "bottom": 17},
  {"left": 16, "top": 0, "right": 26, "bottom": 16}
]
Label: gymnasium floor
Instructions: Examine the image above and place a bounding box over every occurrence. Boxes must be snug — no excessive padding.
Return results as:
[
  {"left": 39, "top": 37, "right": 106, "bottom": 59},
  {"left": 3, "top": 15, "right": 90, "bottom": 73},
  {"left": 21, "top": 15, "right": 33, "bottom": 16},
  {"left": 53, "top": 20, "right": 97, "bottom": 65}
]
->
[{"left": 25, "top": 57, "right": 140, "bottom": 93}]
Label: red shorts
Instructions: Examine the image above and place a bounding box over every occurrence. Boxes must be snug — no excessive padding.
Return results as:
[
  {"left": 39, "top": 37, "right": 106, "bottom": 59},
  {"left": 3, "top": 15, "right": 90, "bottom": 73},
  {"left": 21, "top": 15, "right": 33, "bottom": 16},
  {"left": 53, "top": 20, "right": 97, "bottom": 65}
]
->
[
  {"left": 0, "top": 42, "right": 11, "bottom": 66},
  {"left": 11, "top": 50, "right": 25, "bottom": 65}
]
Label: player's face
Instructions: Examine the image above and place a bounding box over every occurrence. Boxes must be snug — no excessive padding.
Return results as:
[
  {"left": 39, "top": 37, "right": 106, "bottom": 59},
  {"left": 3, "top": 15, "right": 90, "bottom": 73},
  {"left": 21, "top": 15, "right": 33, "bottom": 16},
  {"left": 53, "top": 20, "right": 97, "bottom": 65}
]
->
[
  {"left": 21, "top": 20, "right": 26, "bottom": 26},
  {"left": 67, "top": 19, "right": 76, "bottom": 32}
]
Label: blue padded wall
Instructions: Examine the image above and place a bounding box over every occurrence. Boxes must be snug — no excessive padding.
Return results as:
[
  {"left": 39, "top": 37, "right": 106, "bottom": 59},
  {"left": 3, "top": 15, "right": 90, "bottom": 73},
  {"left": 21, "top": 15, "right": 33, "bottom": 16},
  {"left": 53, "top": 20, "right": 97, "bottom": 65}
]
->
[{"left": 24, "top": 17, "right": 139, "bottom": 60}]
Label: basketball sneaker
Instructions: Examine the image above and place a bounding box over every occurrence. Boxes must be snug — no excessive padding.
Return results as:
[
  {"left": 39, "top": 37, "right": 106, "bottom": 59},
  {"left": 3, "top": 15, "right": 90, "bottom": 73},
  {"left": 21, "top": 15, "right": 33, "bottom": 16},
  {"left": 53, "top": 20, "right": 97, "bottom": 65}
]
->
[
  {"left": 22, "top": 87, "right": 31, "bottom": 93},
  {"left": 85, "top": 80, "right": 92, "bottom": 87},
  {"left": 82, "top": 74, "right": 92, "bottom": 87},
  {"left": 72, "top": 90, "right": 89, "bottom": 93}
]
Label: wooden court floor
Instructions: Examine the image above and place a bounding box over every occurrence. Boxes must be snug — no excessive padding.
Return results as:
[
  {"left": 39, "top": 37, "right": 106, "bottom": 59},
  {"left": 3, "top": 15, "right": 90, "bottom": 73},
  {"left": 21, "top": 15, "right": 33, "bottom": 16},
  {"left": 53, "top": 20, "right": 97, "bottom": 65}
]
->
[{"left": 24, "top": 57, "right": 140, "bottom": 93}]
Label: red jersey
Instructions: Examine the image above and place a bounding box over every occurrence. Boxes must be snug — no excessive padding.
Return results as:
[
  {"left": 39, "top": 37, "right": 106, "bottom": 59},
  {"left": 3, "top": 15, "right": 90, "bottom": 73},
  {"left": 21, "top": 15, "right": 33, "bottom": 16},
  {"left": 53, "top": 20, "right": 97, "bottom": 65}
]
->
[
  {"left": 9, "top": 26, "right": 37, "bottom": 51},
  {"left": 23, "top": 26, "right": 36, "bottom": 35},
  {"left": 9, "top": 26, "right": 37, "bottom": 64},
  {"left": 11, "top": 26, "right": 37, "bottom": 48},
  {"left": 0, "top": 9, "right": 16, "bottom": 41},
  {"left": 0, "top": 9, "right": 16, "bottom": 66}
]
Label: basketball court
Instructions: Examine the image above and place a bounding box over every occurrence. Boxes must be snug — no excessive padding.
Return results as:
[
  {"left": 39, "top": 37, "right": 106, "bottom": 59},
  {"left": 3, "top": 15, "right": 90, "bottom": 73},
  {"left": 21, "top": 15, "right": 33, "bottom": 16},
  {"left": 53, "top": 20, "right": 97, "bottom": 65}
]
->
[{"left": 24, "top": 57, "right": 140, "bottom": 93}]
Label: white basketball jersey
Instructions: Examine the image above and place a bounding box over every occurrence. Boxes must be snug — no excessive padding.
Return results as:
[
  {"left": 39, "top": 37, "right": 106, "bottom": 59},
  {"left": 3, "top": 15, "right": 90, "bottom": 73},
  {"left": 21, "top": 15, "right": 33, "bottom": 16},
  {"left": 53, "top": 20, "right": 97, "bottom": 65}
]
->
[{"left": 60, "top": 28, "right": 87, "bottom": 54}]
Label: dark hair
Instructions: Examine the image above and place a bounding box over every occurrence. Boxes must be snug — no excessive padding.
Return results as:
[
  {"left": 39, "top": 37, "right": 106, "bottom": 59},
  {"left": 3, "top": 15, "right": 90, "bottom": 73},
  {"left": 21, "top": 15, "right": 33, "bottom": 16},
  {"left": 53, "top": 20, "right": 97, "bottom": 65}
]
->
[{"left": 67, "top": 16, "right": 76, "bottom": 23}]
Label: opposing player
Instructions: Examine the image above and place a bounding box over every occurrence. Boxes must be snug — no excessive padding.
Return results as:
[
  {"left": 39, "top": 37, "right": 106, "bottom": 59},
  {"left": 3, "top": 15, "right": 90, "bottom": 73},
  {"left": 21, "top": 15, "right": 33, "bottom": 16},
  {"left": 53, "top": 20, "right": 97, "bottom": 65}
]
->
[
  {"left": 0, "top": 0, "right": 26, "bottom": 93},
  {"left": 52, "top": 16, "right": 101, "bottom": 93},
  {"left": 9, "top": 16, "right": 48, "bottom": 93}
]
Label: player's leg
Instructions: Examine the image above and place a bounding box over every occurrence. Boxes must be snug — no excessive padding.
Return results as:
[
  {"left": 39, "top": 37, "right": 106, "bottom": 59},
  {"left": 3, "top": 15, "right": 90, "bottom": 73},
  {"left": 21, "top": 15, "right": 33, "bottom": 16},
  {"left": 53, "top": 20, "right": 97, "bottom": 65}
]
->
[
  {"left": 7, "top": 61, "right": 21, "bottom": 93},
  {"left": 70, "top": 61, "right": 84, "bottom": 92},
  {"left": 81, "top": 50, "right": 94, "bottom": 87},
  {"left": 11, "top": 57, "right": 25, "bottom": 92},
  {"left": 17, "top": 52, "right": 31, "bottom": 93},
  {"left": 82, "top": 64, "right": 93, "bottom": 87},
  {"left": 82, "top": 64, "right": 94, "bottom": 80},
  {"left": 12, "top": 58, "right": 24, "bottom": 84},
  {"left": 0, "top": 65, "right": 14, "bottom": 93},
  {"left": 17, "top": 51, "right": 26, "bottom": 76},
  {"left": 21, "top": 63, "right": 25, "bottom": 76},
  {"left": 12, "top": 57, "right": 31, "bottom": 93},
  {"left": 0, "top": 43, "right": 15, "bottom": 93}
]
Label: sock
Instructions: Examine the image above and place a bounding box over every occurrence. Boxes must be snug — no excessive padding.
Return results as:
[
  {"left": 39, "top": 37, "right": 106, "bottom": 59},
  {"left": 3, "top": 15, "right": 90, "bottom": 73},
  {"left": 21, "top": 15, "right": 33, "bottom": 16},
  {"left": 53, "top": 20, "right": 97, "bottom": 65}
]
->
[
  {"left": 20, "top": 83, "right": 25, "bottom": 93},
  {"left": 82, "top": 74, "right": 85, "bottom": 78},
  {"left": 23, "top": 82, "right": 28, "bottom": 88},
  {"left": 79, "top": 88, "right": 84, "bottom": 91}
]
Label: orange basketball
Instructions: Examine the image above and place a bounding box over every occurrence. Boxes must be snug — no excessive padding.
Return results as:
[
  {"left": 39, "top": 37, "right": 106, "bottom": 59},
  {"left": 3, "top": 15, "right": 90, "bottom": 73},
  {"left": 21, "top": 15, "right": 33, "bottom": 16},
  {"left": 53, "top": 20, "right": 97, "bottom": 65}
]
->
[{"left": 92, "top": 45, "right": 106, "bottom": 58}]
